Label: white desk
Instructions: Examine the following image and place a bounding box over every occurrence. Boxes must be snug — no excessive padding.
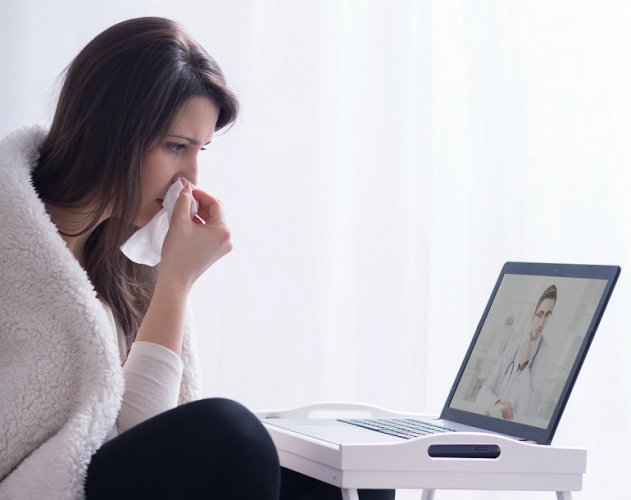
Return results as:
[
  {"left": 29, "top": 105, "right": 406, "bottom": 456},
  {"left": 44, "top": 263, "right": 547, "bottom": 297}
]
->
[{"left": 256, "top": 402, "right": 586, "bottom": 500}]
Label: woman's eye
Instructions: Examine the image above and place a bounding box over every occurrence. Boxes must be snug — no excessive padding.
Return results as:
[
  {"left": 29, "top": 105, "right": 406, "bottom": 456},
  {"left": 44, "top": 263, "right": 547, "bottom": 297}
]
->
[{"left": 169, "top": 144, "right": 185, "bottom": 152}]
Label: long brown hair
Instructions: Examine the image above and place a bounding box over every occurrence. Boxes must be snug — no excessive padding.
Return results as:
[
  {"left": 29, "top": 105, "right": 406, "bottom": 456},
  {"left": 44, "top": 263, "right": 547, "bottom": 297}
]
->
[{"left": 32, "top": 17, "right": 239, "bottom": 352}]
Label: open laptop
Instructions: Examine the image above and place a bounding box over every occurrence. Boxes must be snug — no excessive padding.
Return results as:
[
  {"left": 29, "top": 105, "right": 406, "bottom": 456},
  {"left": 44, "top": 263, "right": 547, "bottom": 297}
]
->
[{"left": 263, "top": 262, "right": 620, "bottom": 448}]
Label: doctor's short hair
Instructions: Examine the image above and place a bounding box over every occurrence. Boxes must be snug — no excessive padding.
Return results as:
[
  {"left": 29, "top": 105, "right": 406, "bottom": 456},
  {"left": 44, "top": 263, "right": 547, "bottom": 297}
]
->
[{"left": 535, "top": 285, "right": 557, "bottom": 313}]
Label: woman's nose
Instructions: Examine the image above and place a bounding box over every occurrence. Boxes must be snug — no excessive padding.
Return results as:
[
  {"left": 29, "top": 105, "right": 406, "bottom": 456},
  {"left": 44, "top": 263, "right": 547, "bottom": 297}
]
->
[{"left": 182, "top": 158, "right": 198, "bottom": 186}]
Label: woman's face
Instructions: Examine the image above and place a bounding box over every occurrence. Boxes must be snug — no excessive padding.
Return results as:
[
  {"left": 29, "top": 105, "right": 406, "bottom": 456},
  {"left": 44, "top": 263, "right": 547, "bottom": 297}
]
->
[{"left": 136, "top": 96, "right": 220, "bottom": 227}]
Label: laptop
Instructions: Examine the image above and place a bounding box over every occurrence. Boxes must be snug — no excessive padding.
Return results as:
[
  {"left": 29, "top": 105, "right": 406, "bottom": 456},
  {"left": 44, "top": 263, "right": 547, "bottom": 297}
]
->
[{"left": 263, "top": 262, "right": 620, "bottom": 449}]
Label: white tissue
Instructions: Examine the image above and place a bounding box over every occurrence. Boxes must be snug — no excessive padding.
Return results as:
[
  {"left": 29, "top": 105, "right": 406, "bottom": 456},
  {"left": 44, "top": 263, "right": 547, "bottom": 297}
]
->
[{"left": 121, "top": 178, "right": 199, "bottom": 266}]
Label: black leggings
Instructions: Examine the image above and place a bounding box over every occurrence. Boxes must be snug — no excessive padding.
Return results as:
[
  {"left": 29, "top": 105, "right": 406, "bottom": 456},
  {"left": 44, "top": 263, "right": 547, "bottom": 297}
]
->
[{"left": 85, "top": 398, "right": 394, "bottom": 500}]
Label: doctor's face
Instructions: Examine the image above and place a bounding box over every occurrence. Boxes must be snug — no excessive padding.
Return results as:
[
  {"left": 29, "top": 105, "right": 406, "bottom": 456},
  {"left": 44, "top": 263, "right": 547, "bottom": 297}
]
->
[{"left": 530, "top": 298, "right": 555, "bottom": 341}]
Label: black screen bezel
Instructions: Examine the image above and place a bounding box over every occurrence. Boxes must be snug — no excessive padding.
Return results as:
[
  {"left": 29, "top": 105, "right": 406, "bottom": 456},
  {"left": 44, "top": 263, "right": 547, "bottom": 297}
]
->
[{"left": 439, "top": 262, "right": 620, "bottom": 445}]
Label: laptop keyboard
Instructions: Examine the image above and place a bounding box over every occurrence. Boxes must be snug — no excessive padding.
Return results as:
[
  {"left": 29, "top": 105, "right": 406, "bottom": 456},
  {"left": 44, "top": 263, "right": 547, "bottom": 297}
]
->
[{"left": 337, "top": 418, "right": 458, "bottom": 440}]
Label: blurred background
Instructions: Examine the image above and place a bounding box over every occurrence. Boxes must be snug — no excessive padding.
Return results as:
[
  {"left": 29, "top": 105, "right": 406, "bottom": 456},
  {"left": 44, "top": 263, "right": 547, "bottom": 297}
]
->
[{"left": 2, "top": 1, "right": 630, "bottom": 498}]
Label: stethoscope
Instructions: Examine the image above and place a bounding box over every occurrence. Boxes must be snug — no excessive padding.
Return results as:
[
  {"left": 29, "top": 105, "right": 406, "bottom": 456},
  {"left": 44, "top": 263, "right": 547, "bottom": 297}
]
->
[{"left": 499, "top": 336, "right": 543, "bottom": 395}]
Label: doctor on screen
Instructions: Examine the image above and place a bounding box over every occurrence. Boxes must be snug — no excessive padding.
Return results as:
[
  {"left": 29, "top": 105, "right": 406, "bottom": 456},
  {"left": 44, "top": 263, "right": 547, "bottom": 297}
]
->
[{"left": 475, "top": 285, "right": 557, "bottom": 420}]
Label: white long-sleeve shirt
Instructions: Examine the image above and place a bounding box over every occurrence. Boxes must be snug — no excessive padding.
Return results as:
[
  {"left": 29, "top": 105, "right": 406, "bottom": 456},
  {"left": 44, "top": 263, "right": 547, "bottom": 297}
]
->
[{"left": 100, "top": 302, "right": 183, "bottom": 440}]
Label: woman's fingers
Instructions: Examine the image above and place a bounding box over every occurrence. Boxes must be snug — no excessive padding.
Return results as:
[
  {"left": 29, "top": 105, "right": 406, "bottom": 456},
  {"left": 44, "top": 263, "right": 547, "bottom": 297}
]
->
[
  {"left": 192, "top": 188, "right": 226, "bottom": 225},
  {"left": 171, "top": 186, "right": 223, "bottom": 226},
  {"left": 160, "top": 185, "right": 232, "bottom": 290}
]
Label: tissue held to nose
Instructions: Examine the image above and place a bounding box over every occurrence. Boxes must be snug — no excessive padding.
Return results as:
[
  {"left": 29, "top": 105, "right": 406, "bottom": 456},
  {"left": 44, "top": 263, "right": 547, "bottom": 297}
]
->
[{"left": 121, "top": 178, "right": 198, "bottom": 266}]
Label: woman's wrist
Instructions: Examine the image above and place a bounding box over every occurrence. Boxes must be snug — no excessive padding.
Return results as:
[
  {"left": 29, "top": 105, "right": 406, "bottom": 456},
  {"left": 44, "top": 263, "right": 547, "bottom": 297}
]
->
[
  {"left": 155, "top": 265, "right": 195, "bottom": 297},
  {"left": 135, "top": 268, "right": 191, "bottom": 357}
]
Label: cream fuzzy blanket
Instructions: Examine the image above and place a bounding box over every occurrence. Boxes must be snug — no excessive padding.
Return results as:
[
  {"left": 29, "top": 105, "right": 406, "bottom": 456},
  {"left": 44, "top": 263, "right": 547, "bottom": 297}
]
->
[{"left": 0, "top": 123, "right": 201, "bottom": 499}]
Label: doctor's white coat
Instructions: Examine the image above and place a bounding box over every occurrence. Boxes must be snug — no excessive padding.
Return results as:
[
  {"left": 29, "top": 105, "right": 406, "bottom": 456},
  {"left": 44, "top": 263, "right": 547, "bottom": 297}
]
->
[{"left": 475, "top": 334, "right": 550, "bottom": 418}]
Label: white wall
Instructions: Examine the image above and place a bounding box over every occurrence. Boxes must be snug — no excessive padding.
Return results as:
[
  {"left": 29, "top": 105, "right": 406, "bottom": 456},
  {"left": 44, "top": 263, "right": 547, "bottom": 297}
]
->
[{"left": 2, "top": 1, "right": 631, "bottom": 498}]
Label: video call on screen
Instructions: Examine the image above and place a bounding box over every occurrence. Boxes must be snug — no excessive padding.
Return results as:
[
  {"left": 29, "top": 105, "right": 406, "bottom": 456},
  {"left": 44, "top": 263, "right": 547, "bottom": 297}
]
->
[{"left": 449, "top": 274, "right": 607, "bottom": 429}]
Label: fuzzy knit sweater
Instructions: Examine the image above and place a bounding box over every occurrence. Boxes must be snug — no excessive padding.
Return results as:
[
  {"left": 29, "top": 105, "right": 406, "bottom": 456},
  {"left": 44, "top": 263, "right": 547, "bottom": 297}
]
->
[{"left": 0, "top": 123, "right": 202, "bottom": 499}]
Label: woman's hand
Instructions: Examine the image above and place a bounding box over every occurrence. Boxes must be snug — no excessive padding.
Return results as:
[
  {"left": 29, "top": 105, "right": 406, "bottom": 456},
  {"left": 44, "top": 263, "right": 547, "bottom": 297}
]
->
[
  {"left": 159, "top": 179, "right": 233, "bottom": 292},
  {"left": 135, "top": 180, "right": 232, "bottom": 356}
]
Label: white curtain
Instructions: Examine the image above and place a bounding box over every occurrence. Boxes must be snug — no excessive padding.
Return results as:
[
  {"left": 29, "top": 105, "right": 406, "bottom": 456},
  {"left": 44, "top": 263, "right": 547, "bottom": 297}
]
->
[{"left": 2, "top": 1, "right": 630, "bottom": 498}]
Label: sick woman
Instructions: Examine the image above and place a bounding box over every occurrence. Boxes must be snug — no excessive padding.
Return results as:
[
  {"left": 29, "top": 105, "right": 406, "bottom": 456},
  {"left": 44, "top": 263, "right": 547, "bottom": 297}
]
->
[{"left": 0, "top": 17, "right": 393, "bottom": 500}]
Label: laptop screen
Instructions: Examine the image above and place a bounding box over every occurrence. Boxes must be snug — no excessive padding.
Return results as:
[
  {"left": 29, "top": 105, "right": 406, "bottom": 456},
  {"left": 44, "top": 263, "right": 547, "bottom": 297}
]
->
[{"left": 440, "top": 262, "right": 619, "bottom": 444}]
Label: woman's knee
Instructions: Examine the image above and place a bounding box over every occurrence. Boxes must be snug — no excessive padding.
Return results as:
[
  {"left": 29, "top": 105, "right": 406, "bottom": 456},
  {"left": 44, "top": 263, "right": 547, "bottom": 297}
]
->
[
  {"left": 167, "top": 398, "right": 279, "bottom": 470},
  {"left": 171, "top": 398, "right": 274, "bottom": 448},
  {"left": 87, "top": 398, "right": 280, "bottom": 499},
  {"left": 173, "top": 398, "right": 280, "bottom": 497}
]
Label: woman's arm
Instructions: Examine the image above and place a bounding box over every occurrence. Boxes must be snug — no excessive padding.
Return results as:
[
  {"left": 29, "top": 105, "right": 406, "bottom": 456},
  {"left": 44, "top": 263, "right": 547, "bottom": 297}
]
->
[{"left": 135, "top": 181, "right": 232, "bottom": 356}]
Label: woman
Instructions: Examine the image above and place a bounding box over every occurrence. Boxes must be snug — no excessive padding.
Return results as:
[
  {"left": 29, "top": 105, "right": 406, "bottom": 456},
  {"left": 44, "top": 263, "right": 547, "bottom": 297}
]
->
[{"left": 0, "top": 17, "right": 393, "bottom": 500}]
